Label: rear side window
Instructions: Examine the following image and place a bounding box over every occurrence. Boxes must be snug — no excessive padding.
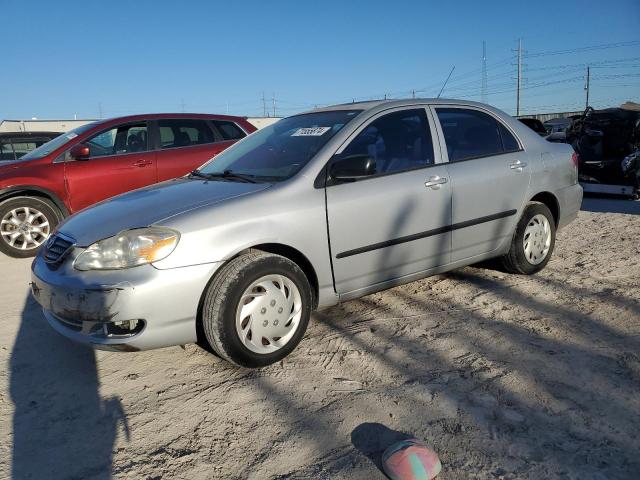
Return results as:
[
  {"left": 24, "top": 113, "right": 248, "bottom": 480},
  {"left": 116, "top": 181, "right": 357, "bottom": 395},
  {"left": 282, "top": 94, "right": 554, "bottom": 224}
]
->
[
  {"left": 0, "top": 141, "right": 14, "bottom": 161},
  {"left": 435, "top": 108, "right": 518, "bottom": 162},
  {"left": 498, "top": 123, "right": 520, "bottom": 152},
  {"left": 212, "top": 120, "right": 246, "bottom": 140},
  {"left": 158, "top": 119, "right": 215, "bottom": 148}
]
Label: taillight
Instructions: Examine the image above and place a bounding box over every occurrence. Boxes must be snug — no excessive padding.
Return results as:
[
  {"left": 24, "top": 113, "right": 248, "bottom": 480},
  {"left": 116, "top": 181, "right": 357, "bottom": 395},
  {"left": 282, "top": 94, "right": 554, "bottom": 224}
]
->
[{"left": 571, "top": 152, "right": 579, "bottom": 168}]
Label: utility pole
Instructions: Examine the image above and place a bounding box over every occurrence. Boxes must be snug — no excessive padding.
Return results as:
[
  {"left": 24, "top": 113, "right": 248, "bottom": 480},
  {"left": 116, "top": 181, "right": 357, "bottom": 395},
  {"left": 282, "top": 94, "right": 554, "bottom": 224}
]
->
[
  {"left": 585, "top": 65, "right": 590, "bottom": 108},
  {"left": 180, "top": 98, "right": 186, "bottom": 113},
  {"left": 262, "top": 92, "right": 267, "bottom": 117},
  {"left": 272, "top": 93, "right": 276, "bottom": 117},
  {"left": 412, "top": 89, "right": 415, "bottom": 99},
  {"left": 516, "top": 38, "right": 522, "bottom": 116},
  {"left": 481, "top": 40, "right": 487, "bottom": 104}
]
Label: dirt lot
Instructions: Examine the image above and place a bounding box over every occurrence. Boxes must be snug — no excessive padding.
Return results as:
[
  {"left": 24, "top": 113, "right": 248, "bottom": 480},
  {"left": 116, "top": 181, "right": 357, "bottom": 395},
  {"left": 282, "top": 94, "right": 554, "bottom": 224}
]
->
[{"left": 1, "top": 197, "right": 638, "bottom": 480}]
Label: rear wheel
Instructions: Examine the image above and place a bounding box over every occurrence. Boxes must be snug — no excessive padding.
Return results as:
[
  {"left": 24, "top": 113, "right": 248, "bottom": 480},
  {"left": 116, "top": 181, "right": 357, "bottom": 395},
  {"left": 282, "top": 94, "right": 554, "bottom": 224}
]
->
[
  {"left": 501, "top": 202, "right": 556, "bottom": 275},
  {"left": 0, "top": 196, "right": 61, "bottom": 258},
  {"left": 201, "top": 250, "right": 312, "bottom": 368}
]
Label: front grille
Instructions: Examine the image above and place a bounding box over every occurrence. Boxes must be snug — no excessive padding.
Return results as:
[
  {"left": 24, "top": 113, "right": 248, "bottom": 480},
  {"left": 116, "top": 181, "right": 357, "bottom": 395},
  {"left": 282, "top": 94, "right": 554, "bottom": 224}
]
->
[{"left": 43, "top": 233, "right": 75, "bottom": 263}]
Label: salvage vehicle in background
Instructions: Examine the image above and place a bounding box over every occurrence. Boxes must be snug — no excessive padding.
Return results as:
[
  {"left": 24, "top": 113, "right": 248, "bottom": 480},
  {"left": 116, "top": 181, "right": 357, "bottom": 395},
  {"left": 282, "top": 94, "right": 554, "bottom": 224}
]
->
[
  {"left": 0, "top": 131, "right": 61, "bottom": 161},
  {"left": 31, "top": 99, "right": 582, "bottom": 368},
  {"left": 0, "top": 113, "right": 256, "bottom": 257},
  {"left": 543, "top": 117, "right": 573, "bottom": 142},
  {"left": 567, "top": 106, "right": 640, "bottom": 197}
]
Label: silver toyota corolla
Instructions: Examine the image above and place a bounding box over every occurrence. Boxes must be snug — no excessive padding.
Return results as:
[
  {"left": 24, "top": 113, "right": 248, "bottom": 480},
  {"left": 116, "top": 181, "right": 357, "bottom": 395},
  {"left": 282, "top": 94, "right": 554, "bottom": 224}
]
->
[{"left": 31, "top": 99, "right": 582, "bottom": 367}]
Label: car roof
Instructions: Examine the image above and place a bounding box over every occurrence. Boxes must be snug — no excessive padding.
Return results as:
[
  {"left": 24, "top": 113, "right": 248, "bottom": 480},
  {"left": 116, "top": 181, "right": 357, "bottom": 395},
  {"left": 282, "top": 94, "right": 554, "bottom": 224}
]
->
[
  {"left": 0, "top": 131, "right": 61, "bottom": 138},
  {"left": 98, "top": 113, "right": 249, "bottom": 124},
  {"left": 306, "top": 98, "right": 498, "bottom": 114}
]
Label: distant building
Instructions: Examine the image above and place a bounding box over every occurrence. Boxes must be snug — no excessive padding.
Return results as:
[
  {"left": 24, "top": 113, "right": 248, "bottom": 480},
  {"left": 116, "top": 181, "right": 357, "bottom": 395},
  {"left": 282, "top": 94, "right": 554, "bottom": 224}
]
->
[{"left": 0, "top": 119, "right": 95, "bottom": 133}]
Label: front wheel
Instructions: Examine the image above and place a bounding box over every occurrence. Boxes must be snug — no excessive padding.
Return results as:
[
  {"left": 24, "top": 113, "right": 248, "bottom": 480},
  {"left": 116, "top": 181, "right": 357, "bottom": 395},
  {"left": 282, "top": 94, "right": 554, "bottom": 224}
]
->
[
  {"left": 201, "top": 250, "right": 312, "bottom": 368},
  {"left": 501, "top": 202, "right": 556, "bottom": 275},
  {"left": 0, "top": 196, "right": 61, "bottom": 258}
]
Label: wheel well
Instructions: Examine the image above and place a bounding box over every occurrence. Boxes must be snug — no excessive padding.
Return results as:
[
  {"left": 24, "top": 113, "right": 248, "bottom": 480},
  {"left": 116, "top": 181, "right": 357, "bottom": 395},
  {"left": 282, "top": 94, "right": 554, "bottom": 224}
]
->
[
  {"left": 241, "top": 243, "right": 319, "bottom": 309},
  {"left": 530, "top": 192, "right": 559, "bottom": 226},
  {"left": 0, "top": 189, "right": 68, "bottom": 220}
]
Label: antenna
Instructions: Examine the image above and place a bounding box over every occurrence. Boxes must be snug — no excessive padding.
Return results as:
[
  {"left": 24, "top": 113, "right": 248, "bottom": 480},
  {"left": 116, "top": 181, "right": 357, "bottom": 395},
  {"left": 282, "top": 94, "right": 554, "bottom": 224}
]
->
[
  {"left": 481, "top": 41, "right": 487, "bottom": 103},
  {"left": 437, "top": 66, "right": 455, "bottom": 98}
]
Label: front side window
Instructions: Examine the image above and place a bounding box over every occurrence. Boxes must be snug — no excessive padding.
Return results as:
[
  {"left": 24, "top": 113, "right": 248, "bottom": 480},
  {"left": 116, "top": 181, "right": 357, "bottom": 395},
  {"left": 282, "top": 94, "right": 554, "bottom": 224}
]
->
[
  {"left": 340, "top": 108, "right": 434, "bottom": 175},
  {"left": 436, "top": 108, "right": 516, "bottom": 161},
  {"left": 158, "top": 119, "right": 215, "bottom": 149},
  {"left": 198, "top": 110, "right": 361, "bottom": 182},
  {"left": 86, "top": 123, "right": 148, "bottom": 157}
]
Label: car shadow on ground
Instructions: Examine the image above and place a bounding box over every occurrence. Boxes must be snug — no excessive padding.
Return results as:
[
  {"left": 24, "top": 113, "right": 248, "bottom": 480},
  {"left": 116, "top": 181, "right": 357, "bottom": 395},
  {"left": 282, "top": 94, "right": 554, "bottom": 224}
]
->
[
  {"left": 581, "top": 195, "right": 640, "bottom": 215},
  {"left": 9, "top": 292, "right": 127, "bottom": 479}
]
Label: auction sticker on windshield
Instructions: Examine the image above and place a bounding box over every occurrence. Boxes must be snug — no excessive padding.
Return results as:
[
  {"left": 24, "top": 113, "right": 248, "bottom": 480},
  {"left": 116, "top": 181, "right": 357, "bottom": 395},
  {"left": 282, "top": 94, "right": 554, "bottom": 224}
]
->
[{"left": 292, "top": 127, "right": 331, "bottom": 136}]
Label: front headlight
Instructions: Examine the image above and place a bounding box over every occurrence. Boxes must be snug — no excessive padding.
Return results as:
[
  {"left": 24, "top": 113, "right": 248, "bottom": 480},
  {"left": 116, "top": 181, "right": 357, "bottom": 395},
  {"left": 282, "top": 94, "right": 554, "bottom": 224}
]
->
[{"left": 74, "top": 227, "right": 179, "bottom": 271}]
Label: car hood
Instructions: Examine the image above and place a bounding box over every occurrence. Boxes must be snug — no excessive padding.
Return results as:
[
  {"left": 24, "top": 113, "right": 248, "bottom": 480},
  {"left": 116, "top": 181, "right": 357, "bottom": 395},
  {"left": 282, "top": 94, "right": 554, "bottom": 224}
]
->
[{"left": 58, "top": 178, "right": 271, "bottom": 246}]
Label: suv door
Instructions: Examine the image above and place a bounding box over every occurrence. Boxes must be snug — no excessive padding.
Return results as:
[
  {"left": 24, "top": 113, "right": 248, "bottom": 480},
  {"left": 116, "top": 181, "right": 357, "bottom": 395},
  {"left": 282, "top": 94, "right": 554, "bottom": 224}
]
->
[
  {"left": 63, "top": 121, "right": 157, "bottom": 212},
  {"left": 326, "top": 107, "right": 452, "bottom": 296},
  {"left": 153, "top": 118, "right": 243, "bottom": 181},
  {"left": 432, "top": 106, "right": 531, "bottom": 261}
]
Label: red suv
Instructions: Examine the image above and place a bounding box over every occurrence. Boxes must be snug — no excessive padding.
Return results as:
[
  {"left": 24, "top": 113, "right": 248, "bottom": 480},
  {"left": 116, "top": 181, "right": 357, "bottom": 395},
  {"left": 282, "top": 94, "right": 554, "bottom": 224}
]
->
[{"left": 0, "top": 113, "right": 256, "bottom": 257}]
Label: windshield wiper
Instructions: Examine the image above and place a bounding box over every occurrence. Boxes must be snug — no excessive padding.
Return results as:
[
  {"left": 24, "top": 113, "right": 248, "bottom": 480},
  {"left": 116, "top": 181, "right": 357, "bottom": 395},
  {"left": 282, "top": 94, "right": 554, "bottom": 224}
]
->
[{"left": 189, "top": 169, "right": 258, "bottom": 183}]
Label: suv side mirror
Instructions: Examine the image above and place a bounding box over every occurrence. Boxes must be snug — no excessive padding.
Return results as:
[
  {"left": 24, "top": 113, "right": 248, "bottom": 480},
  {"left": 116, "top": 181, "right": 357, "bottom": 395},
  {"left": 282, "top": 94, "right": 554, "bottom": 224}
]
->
[
  {"left": 330, "top": 154, "right": 376, "bottom": 181},
  {"left": 69, "top": 143, "right": 90, "bottom": 160}
]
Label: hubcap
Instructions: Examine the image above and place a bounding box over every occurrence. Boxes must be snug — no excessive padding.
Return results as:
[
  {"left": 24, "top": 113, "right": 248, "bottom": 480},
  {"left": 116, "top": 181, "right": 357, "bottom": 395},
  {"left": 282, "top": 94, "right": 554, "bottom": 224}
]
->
[
  {"left": 523, "top": 214, "right": 551, "bottom": 265},
  {"left": 0, "top": 206, "right": 50, "bottom": 251},
  {"left": 235, "top": 274, "right": 303, "bottom": 354}
]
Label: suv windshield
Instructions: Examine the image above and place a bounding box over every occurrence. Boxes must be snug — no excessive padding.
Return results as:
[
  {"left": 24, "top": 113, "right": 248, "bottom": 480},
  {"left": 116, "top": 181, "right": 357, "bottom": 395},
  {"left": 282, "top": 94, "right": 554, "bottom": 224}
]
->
[
  {"left": 198, "top": 110, "right": 362, "bottom": 181},
  {"left": 20, "top": 122, "right": 98, "bottom": 160}
]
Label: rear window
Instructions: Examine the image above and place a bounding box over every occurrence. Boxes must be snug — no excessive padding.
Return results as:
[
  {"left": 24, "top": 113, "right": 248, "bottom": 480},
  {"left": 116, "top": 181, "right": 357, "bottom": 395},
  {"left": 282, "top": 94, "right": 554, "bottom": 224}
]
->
[
  {"left": 158, "top": 119, "right": 215, "bottom": 148},
  {"left": 212, "top": 120, "right": 246, "bottom": 140},
  {"left": 435, "top": 108, "right": 520, "bottom": 161}
]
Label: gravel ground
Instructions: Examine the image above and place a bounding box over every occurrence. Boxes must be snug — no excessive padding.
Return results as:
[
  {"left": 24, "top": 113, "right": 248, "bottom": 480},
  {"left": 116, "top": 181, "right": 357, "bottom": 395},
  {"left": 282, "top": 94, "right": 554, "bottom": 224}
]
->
[{"left": 0, "top": 198, "right": 638, "bottom": 480}]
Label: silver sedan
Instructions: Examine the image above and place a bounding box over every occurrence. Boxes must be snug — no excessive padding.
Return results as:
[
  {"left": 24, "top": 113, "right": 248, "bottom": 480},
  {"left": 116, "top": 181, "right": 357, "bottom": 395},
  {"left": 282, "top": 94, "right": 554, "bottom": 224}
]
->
[{"left": 31, "top": 99, "right": 582, "bottom": 367}]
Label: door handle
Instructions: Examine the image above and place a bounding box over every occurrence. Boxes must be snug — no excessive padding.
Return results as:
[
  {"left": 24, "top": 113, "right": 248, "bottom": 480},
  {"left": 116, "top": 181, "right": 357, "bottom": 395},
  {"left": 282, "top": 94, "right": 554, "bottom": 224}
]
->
[
  {"left": 424, "top": 175, "right": 448, "bottom": 190},
  {"left": 133, "top": 160, "right": 153, "bottom": 167},
  {"left": 509, "top": 160, "right": 527, "bottom": 171}
]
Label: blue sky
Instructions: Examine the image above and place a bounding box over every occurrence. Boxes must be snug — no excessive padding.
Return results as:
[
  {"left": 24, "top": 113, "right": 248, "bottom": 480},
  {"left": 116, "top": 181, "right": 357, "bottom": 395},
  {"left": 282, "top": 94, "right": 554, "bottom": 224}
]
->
[{"left": 1, "top": 0, "right": 638, "bottom": 119}]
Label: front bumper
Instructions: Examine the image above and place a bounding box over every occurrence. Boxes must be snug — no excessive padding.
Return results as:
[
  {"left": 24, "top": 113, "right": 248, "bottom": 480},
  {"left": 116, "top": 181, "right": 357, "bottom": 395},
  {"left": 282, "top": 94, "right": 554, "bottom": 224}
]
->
[{"left": 31, "top": 250, "right": 221, "bottom": 351}]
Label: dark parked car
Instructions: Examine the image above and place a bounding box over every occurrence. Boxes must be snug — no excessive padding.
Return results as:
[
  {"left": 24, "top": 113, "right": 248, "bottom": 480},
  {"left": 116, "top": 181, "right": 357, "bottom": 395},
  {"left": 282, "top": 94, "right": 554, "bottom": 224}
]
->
[
  {"left": 518, "top": 118, "right": 547, "bottom": 137},
  {"left": 0, "top": 131, "right": 61, "bottom": 161},
  {"left": 0, "top": 113, "right": 256, "bottom": 257}
]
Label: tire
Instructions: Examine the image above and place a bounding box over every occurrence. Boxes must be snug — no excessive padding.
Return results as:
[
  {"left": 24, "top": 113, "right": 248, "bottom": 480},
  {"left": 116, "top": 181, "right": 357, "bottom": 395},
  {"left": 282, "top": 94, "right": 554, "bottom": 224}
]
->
[
  {"left": 501, "top": 202, "right": 556, "bottom": 275},
  {"left": 0, "top": 196, "right": 61, "bottom": 258},
  {"left": 201, "top": 250, "right": 313, "bottom": 368}
]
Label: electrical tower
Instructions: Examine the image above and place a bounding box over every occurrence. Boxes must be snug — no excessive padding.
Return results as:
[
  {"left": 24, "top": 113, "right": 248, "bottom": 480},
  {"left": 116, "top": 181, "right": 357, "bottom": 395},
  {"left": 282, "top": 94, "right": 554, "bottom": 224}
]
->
[
  {"left": 516, "top": 38, "right": 522, "bottom": 116},
  {"left": 481, "top": 41, "right": 487, "bottom": 103},
  {"left": 585, "top": 65, "right": 591, "bottom": 108}
]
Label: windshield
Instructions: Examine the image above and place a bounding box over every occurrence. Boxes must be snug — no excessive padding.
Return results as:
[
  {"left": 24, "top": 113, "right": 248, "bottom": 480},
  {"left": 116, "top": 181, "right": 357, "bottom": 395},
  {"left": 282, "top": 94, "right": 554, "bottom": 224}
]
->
[
  {"left": 20, "top": 122, "right": 98, "bottom": 160},
  {"left": 198, "top": 110, "right": 362, "bottom": 181}
]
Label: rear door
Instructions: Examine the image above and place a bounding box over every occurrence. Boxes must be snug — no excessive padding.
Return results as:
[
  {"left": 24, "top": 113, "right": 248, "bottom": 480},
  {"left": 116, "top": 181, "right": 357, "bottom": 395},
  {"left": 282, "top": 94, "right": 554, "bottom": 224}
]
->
[
  {"left": 326, "top": 107, "right": 452, "bottom": 296},
  {"left": 64, "top": 121, "right": 157, "bottom": 212},
  {"left": 153, "top": 118, "right": 244, "bottom": 181},
  {"left": 431, "top": 106, "right": 531, "bottom": 261}
]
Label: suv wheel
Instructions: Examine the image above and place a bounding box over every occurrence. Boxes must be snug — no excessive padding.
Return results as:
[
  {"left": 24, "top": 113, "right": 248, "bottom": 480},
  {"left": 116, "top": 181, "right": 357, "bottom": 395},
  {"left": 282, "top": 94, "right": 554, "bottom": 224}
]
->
[
  {"left": 0, "top": 196, "right": 61, "bottom": 258},
  {"left": 501, "top": 201, "right": 556, "bottom": 275},
  {"left": 201, "top": 250, "right": 312, "bottom": 368}
]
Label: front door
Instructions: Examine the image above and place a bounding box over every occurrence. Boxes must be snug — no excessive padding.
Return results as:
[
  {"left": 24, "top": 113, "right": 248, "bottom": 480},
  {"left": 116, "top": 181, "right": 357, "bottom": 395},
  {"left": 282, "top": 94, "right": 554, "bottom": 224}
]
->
[
  {"left": 326, "top": 107, "right": 452, "bottom": 296},
  {"left": 432, "top": 106, "right": 531, "bottom": 261},
  {"left": 64, "top": 121, "right": 157, "bottom": 212}
]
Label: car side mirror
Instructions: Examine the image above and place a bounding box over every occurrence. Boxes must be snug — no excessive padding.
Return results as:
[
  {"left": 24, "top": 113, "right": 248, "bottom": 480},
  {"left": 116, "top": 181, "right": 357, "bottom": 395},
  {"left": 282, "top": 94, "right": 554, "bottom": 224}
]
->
[
  {"left": 69, "top": 143, "right": 90, "bottom": 160},
  {"left": 330, "top": 154, "right": 376, "bottom": 181}
]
